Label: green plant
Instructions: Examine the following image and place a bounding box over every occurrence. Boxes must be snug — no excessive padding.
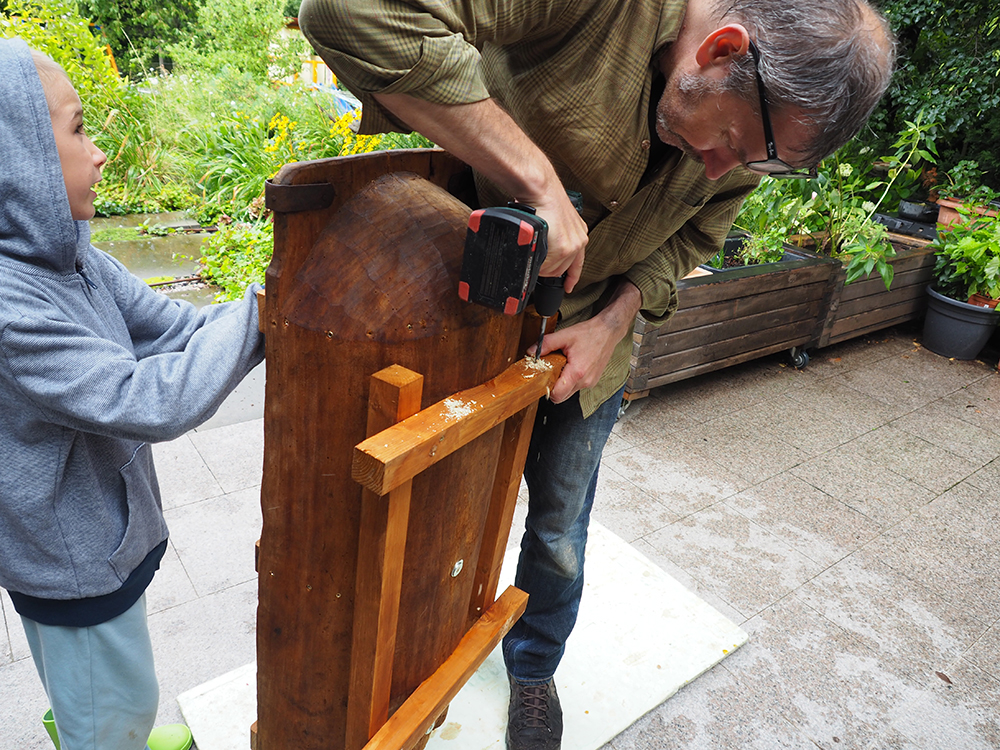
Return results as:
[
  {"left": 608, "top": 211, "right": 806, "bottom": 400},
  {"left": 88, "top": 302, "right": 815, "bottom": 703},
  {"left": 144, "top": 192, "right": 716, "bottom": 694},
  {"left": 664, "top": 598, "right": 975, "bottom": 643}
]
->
[
  {"left": 930, "top": 210, "right": 1000, "bottom": 302},
  {"left": 788, "top": 114, "right": 937, "bottom": 289},
  {"left": 76, "top": 0, "right": 201, "bottom": 77},
  {"left": 728, "top": 177, "right": 815, "bottom": 264},
  {"left": 728, "top": 114, "right": 937, "bottom": 288},
  {"left": 3, "top": 0, "right": 185, "bottom": 210},
  {"left": 863, "top": 0, "right": 1000, "bottom": 192},
  {"left": 199, "top": 220, "right": 274, "bottom": 301},
  {"left": 168, "top": 0, "right": 306, "bottom": 80},
  {"left": 937, "top": 160, "right": 1000, "bottom": 205}
]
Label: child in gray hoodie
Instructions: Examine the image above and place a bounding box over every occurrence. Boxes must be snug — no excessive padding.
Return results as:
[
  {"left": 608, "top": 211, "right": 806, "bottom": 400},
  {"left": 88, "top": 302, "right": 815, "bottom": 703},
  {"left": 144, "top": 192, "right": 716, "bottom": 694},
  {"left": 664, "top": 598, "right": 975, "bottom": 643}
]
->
[{"left": 0, "top": 38, "right": 266, "bottom": 750}]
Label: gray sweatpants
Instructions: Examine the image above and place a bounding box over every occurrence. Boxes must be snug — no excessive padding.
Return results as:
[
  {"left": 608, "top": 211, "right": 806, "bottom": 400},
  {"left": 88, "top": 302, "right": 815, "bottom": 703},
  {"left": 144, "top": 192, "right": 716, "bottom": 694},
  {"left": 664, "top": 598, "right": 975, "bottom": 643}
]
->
[{"left": 21, "top": 595, "right": 158, "bottom": 750}]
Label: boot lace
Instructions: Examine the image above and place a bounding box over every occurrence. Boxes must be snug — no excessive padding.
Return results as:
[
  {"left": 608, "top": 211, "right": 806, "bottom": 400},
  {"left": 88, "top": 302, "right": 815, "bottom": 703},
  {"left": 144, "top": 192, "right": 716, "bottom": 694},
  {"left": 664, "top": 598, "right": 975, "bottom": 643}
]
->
[{"left": 517, "top": 683, "right": 551, "bottom": 728}]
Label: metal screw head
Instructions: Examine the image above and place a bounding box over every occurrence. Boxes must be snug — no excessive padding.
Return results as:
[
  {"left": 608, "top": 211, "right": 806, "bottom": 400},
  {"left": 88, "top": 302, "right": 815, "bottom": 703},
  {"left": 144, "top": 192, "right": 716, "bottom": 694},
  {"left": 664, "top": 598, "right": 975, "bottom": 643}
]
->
[{"left": 451, "top": 559, "right": 464, "bottom": 577}]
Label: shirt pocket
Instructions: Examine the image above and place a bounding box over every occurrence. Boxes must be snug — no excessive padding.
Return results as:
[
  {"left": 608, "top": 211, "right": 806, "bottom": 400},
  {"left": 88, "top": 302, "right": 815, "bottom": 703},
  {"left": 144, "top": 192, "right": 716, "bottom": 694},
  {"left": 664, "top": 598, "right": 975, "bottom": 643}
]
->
[{"left": 108, "top": 442, "right": 168, "bottom": 582}]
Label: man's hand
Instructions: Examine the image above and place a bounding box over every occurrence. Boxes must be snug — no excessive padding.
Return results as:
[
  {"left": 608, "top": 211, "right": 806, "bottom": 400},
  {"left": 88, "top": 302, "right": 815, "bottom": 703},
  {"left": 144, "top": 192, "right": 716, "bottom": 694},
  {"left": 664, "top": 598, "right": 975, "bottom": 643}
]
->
[
  {"left": 530, "top": 189, "right": 588, "bottom": 292},
  {"left": 374, "top": 93, "right": 588, "bottom": 291},
  {"left": 530, "top": 280, "right": 642, "bottom": 403}
]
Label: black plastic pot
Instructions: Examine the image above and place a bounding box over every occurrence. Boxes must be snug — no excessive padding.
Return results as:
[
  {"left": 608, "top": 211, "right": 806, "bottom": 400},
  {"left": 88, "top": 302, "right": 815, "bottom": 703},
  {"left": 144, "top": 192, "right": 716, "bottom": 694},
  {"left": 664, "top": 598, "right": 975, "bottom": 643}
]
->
[
  {"left": 898, "top": 200, "right": 939, "bottom": 223},
  {"left": 922, "top": 286, "right": 1000, "bottom": 359}
]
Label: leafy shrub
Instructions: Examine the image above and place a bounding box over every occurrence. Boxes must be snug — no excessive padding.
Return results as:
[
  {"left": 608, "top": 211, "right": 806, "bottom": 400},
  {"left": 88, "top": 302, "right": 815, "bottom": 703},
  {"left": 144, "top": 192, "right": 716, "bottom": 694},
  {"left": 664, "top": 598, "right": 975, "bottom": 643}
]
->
[
  {"left": 931, "top": 211, "right": 1000, "bottom": 302},
  {"left": 866, "top": 0, "right": 999, "bottom": 190},
  {"left": 76, "top": 0, "right": 201, "bottom": 77},
  {"left": 168, "top": 0, "right": 305, "bottom": 80},
  {"left": 199, "top": 220, "right": 274, "bottom": 301}
]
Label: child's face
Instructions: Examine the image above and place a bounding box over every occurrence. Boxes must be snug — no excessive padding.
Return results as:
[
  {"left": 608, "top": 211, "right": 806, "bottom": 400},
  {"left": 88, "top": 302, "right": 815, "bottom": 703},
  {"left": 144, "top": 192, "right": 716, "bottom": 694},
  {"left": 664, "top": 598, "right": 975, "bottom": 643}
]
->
[{"left": 46, "top": 75, "right": 107, "bottom": 220}]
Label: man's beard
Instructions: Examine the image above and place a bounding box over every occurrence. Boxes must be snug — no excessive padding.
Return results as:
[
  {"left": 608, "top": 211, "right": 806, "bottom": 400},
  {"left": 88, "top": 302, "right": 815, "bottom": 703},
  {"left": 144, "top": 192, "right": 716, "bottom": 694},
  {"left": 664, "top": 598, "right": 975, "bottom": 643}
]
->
[{"left": 654, "top": 71, "right": 726, "bottom": 163}]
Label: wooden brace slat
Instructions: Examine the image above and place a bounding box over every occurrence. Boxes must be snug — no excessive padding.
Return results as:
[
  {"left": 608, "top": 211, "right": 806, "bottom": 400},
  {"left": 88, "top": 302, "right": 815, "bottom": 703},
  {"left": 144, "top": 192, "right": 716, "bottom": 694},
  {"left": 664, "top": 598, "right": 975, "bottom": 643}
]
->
[
  {"left": 353, "top": 354, "right": 566, "bottom": 496},
  {"left": 347, "top": 365, "right": 425, "bottom": 748},
  {"left": 361, "top": 586, "right": 529, "bottom": 750}
]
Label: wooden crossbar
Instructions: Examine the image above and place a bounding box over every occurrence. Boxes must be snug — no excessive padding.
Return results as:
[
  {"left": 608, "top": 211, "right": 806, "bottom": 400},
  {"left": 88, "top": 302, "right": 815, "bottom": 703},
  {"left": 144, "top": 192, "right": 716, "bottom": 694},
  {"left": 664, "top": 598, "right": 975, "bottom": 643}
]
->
[
  {"left": 361, "top": 586, "right": 528, "bottom": 750},
  {"left": 352, "top": 354, "right": 566, "bottom": 496}
]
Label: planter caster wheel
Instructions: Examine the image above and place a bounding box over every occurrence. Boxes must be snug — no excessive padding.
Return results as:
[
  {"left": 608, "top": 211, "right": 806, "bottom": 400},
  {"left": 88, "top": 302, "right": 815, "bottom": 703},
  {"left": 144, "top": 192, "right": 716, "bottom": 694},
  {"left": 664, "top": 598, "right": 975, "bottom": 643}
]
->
[{"left": 789, "top": 347, "right": 810, "bottom": 369}]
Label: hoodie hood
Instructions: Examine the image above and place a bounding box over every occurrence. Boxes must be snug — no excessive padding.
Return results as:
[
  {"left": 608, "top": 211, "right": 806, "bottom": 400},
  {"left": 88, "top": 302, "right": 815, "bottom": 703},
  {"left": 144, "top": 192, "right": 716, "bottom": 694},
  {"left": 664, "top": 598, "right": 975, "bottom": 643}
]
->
[{"left": 0, "top": 36, "right": 90, "bottom": 274}]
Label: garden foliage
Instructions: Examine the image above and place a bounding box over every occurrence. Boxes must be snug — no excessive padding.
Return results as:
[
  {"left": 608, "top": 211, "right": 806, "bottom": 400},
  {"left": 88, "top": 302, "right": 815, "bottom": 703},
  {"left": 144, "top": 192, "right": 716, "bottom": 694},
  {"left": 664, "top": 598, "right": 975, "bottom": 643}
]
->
[
  {"left": 867, "top": 0, "right": 1000, "bottom": 190},
  {"left": 2, "top": 0, "right": 430, "bottom": 298}
]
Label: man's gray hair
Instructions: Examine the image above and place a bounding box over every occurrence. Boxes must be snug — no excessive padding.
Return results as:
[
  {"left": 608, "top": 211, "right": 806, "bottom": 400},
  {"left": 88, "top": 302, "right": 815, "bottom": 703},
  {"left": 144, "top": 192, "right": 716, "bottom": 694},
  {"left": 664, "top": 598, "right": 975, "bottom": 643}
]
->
[{"left": 716, "top": 0, "right": 896, "bottom": 165}]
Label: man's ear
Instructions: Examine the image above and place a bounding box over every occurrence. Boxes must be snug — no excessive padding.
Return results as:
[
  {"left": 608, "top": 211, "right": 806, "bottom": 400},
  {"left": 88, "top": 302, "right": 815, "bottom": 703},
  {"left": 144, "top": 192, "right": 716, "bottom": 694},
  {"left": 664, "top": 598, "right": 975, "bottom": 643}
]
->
[{"left": 695, "top": 24, "right": 751, "bottom": 68}]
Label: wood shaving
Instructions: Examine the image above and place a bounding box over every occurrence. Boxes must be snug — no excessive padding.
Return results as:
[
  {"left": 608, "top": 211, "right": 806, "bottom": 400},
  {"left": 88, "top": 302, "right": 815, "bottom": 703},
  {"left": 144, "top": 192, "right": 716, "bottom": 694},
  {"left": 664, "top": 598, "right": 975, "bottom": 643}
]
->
[
  {"left": 442, "top": 397, "right": 476, "bottom": 420},
  {"left": 521, "top": 356, "right": 553, "bottom": 375}
]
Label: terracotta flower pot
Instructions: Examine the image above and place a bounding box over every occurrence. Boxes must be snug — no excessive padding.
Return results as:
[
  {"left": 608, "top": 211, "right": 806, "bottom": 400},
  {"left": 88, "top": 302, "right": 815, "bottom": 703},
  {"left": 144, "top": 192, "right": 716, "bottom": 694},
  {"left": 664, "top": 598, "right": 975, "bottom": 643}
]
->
[
  {"left": 967, "top": 293, "right": 1000, "bottom": 309},
  {"left": 935, "top": 197, "right": 999, "bottom": 228}
]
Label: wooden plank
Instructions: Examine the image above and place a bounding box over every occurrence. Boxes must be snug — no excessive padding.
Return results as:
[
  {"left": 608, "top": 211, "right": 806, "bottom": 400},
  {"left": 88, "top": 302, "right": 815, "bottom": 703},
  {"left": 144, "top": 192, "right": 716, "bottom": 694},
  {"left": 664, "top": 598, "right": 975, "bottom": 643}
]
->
[
  {"left": 674, "top": 255, "right": 834, "bottom": 309},
  {"left": 843, "top": 256, "right": 934, "bottom": 300},
  {"left": 644, "top": 338, "right": 804, "bottom": 390},
  {"left": 647, "top": 320, "right": 814, "bottom": 373},
  {"left": 467, "top": 402, "right": 538, "bottom": 625},
  {"left": 353, "top": 354, "right": 566, "bottom": 497},
  {"left": 651, "top": 299, "right": 824, "bottom": 358},
  {"left": 826, "top": 296, "right": 929, "bottom": 343},
  {"left": 836, "top": 279, "right": 928, "bottom": 319},
  {"left": 347, "top": 367, "right": 424, "bottom": 748},
  {"left": 838, "top": 264, "right": 934, "bottom": 303},
  {"left": 362, "top": 587, "right": 528, "bottom": 750},
  {"left": 661, "top": 281, "right": 828, "bottom": 335},
  {"left": 256, "top": 289, "right": 266, "bottom": 333}
]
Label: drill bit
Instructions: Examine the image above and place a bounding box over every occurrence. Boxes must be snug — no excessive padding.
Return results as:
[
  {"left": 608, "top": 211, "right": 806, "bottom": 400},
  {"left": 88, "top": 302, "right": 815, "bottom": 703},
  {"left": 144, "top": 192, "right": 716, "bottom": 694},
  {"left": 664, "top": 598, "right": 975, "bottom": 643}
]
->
[{"left": 535, "top": 317, "right": 548, "bottom": 360}]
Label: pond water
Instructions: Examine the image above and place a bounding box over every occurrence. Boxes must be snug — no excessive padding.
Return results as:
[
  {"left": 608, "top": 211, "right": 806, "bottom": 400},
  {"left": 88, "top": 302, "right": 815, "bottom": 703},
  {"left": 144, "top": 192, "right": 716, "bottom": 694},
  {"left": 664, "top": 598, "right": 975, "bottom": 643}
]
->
[{"left": 89, "top": 212, "right": 219, "bottom": 307}]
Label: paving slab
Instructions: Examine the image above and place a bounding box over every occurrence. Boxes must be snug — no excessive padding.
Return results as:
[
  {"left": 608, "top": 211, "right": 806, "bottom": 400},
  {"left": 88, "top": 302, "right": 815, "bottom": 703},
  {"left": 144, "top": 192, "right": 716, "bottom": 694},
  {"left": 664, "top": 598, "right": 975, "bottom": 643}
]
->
[
  {"left": 726, "top": 473, "right": 879, "bottom": 567},
  {"left": 723, "top": 597, "right": 931, "bottom": 750},
  {"left": 789, "top": 450, "right": 936, "bottom": 526},
  {"left": 643, "top": 502, "right": 823, "bottom": 617},
  {"left": 187, "top": 418, "right": 264, "bottom": 495},
  {"left": 794, "top": 554, "right": 988, "bottom": 674},
  {"left": 600, "top": 438, "right": 744, "bottom": 517},
  {"left": 163, "top": 486, "right": 262, "bottom": 597}
]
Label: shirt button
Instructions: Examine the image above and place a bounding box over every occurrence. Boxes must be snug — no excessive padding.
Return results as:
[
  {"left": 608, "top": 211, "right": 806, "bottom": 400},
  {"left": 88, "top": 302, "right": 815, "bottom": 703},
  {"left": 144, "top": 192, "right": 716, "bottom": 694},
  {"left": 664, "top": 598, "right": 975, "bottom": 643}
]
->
[
  {"left": 641, "top": 139, "right": 651, "bottom": 150},
  {"left": 610, "top": 201, "right": 620, "bottom": 209}
]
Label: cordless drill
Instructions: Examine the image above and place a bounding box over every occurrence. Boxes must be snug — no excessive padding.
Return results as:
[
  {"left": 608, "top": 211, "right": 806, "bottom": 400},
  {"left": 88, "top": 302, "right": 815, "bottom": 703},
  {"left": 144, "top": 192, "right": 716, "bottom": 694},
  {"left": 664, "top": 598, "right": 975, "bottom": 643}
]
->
[{"left": 458, "top": 193, "right": 582, "bottom": 356}]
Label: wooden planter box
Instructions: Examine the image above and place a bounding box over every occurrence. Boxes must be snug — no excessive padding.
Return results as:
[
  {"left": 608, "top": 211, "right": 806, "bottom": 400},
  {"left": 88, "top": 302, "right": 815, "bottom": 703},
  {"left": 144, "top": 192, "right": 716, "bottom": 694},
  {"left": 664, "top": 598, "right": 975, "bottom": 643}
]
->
[
  {"left": 625, "top": 247, "right": 836, "bottom": 399},
  {"left": 624, "top": 232, "right": 936, "bottom": 401},
  {"left": 813, "top": 233, "right": 935, "bottom": 348}
]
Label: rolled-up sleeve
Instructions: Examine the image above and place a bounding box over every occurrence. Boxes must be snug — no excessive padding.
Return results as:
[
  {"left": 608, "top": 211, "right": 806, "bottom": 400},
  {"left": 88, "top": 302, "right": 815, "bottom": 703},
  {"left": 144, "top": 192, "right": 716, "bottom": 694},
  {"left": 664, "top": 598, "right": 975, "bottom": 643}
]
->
[
  {"left": 299, "top": 0, "right": 491, "bottom": 134},
  {"left": 626, "top": 174, "right": 760, "bottom": 325}
]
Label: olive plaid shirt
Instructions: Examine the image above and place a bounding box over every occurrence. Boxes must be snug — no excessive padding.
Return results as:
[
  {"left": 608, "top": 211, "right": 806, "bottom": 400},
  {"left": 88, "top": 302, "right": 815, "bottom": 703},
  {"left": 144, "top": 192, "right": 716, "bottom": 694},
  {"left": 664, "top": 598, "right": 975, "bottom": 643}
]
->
[{"left": 301, "top": 0, "right": 760, "bottom": 415}]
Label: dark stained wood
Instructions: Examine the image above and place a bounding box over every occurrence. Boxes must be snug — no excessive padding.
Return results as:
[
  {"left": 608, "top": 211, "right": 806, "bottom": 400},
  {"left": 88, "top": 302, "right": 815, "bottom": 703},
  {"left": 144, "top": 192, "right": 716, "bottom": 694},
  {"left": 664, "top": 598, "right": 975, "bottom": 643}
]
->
[
  {"left": 643, "top": 338, "right": 807, "bottom": 389},
  {"left": 256, "top": 152, "right": 526, "bottom": 750},
  {"left": 626, "top": 238, "right": 935, "bottom": 399},
  {"left": 815, "top": 241, "right": 934, "bottom": 348}
]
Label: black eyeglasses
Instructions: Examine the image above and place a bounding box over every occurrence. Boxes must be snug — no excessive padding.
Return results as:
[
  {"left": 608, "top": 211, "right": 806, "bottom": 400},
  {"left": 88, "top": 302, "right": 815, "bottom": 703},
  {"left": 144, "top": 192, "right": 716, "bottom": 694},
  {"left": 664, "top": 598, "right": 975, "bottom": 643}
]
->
[{"left": 745, "top": 41, "right": 817, "bottom": 179}]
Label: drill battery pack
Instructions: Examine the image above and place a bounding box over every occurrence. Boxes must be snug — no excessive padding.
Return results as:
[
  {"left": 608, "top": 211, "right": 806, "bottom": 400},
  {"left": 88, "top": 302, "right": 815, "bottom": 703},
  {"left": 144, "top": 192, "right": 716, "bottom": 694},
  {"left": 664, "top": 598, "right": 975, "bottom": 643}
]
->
[{"left": 458, "top": 205, "right": 548, "bottom": 316}]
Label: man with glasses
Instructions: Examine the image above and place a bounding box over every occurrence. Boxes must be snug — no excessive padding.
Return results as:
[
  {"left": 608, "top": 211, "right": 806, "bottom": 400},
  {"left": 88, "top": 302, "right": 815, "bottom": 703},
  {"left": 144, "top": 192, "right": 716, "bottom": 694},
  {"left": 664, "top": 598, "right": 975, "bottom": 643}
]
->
[{"left": 299, "top": 0, "right": 894, "bottom": 747}]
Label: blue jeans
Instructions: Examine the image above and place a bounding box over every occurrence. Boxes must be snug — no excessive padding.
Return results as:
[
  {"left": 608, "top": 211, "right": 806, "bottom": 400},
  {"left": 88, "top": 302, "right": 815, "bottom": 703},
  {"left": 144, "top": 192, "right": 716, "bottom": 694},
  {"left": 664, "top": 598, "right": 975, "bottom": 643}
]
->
[
  {"left": 502, "top": 385, "right": 624, "bottom": 683},
  {"left": 21, "top": 594, "right": 159, "bottom": 750}
]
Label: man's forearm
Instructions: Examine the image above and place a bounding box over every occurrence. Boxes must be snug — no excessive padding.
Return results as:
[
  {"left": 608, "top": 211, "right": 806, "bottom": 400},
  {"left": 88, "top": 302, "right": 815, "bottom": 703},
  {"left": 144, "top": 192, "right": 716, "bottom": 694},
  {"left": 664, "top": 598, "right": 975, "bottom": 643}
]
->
[
  {"left": 375, "top": 94, "right": 553, "bottom": 206},
  {"left": 597, "top": 279, "right": 643, "bottom": 339},
  {"left": 374, "top": 92, "right": 589, "bottom": 290}
]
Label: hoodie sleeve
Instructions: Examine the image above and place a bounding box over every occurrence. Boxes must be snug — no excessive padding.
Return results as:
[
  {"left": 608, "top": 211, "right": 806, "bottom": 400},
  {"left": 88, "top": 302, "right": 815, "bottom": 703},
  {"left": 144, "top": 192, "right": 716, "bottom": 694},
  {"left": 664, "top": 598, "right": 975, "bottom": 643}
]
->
[{"left": 0, "top": 257, "right": 265, "bottom": 443}]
